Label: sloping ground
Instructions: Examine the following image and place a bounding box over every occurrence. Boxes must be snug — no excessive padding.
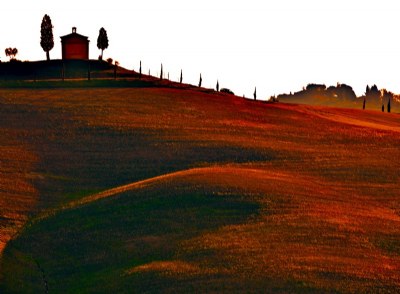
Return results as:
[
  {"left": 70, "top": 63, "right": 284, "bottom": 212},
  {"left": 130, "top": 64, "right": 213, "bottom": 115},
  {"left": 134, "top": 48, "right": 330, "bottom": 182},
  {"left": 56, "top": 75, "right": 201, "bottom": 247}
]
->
[
  {"left": 297, "top": 105, "right": 400, "bottom": 132},
  {"left": 0, "top": 87, "right": 399, "bottom": 292},
  {"left": 0, "top": 137, "right": 37, "bottom": 254}
]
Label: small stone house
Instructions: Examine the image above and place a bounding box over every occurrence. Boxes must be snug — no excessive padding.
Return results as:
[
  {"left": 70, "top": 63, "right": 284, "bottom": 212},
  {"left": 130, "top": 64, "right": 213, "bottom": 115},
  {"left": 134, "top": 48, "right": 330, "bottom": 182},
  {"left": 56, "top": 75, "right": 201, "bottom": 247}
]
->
[{"left": 60, "top": 27, "right": 89, "bottom": 60}]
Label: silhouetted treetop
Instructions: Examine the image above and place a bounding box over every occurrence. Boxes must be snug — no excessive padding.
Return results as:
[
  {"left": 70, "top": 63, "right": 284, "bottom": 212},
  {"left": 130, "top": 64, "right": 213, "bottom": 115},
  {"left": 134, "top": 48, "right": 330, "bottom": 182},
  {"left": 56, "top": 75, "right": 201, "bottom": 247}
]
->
[
  {"left": 326, "top": 83, "right": 356, "bottom": 101},
  {"left": 40, "top": 14, "right": 54, "bottom": 61},
  {"left": 381, "top": 89, "right": 394, "bottom": 103},
  {"left": 220, "top": 88, "right": 234, "bottom": 95},
  {"left": 306, "top": 84, "right": 326, "bottom": 91},
  {"left": 5, "top": 48, "right": 18, "bottom": 61},
  {"left": 97, "top": 27, "right": 109, "bottom": 60},
  {"left": 366, "top": 84, "right": 380, "bottom": 100}
]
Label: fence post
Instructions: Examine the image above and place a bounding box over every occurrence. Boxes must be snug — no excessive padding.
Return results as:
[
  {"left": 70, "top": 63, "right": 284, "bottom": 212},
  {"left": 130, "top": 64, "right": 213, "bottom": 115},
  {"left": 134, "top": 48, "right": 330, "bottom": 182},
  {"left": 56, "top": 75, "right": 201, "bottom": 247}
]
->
[
  {"left": 61, "top": 61, "right": 65, "bottom": 81},
  {"left": 88, "top": 61, "right": 91, "bottom": 81}
]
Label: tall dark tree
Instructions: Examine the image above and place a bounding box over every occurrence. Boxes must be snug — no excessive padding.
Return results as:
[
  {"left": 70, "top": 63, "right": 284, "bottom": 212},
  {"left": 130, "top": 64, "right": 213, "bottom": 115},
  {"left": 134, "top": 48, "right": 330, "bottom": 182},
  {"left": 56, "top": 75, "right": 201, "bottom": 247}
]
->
[
  {"left": 388, "top": 97, "right": 391, "bottom": 113},
  {"left": 97, "top": 27, "right": 109, "bottom": 60},
  {"left": 180, "top": 69, "right": 183, "bottom": 84},
  {"left": 198, "top": 74, "right": 202, "bottom": 87},
  {"left": 160, "top": 63, "right": 163, "bottom": 80},
  {"left": 40, "top": 14, "right": 54, "bottom": 61},
  {"left": 216, "top": 80, "right": 219, "bottom": 92},
  {"left": 254, "top": 87, "right": 257, "bottom": 100},
  {"left": 139, "top": 60, "right": 142, "bottom": 78},
  {"left": 363, "top": 97, "right": 366, "bottom": 110}
]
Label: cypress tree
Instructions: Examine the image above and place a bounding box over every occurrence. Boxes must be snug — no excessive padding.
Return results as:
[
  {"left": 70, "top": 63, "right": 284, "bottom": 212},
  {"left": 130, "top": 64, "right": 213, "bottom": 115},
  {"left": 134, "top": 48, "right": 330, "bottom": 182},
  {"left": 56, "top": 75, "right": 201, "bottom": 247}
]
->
[
  {"left": 40, "top": 14, "right": 54, "bottom": 61},
  {"left": 97, "top": 27, "right": 109, "bottom": 60},
  {"left": 216, "top": 80, "right": 219, "bottom": 92},
  {"left": 198, "top": 74, "right": 202, "bottom": 87},
  {"left": 180, "top": 69, "right": 183, "bottom": 84}
]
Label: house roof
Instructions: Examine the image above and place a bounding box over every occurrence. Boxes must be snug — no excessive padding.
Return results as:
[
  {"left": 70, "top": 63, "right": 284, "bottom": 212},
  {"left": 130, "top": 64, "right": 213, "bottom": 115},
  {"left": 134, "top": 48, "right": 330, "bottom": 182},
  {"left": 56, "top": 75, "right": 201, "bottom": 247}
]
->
[
  {"left": 60, "top": 28, "right": 89, "bottom": 41},
  {"left": 60, "top": 32, "right": 89, "bottom": 40}
]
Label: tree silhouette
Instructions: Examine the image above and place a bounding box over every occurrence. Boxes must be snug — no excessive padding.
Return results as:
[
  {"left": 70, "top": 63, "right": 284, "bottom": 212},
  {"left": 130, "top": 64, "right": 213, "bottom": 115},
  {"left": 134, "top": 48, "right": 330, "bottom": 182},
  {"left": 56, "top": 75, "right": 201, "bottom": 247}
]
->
[
  {"left": 363, "top": 97, "right": 366, "bottom": 110},
  {"left": 306, "top": 84, "right": 326, "bottom": 91},
  {"left": 40, "top": 14, "right": 54, "bottom": 61},
  {"left": 198, "top": 74, "right": 202, "bottom": 87},
  {"left": 254, "top": 87, "right": 257, "bottom": 100},
  {"left": 160, "top": 63, "right": 163, "bottom": 80},
  {"left": 326, "top": 84, "right": 356, "bottom": 101},
  {"left": 367, "top": 84, "right": 380, "bottom": 100},
  {"left": 180, "top": 69, "right": 183, "bottom": 84},
  {"left": 139, "top": 60, "right": 142, "bottom": 78},
  {"left": 97, "top": 27, "right": 109, "bottom": 60},
  {"left": 5, "top": 48, "right": 18, "bottom": 60},
  {"left": 382, "top": 89, "right": 393, "bottom": 113},
  {"left": 216, "top": 80, "right": 219, "bottom": 92}
]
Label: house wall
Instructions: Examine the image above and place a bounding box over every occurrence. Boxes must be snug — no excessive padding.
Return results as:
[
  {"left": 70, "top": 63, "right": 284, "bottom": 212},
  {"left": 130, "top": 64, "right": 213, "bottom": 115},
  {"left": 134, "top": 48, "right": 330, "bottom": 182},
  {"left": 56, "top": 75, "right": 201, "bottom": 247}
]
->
[{"left": 62, "top": 37, "right": 89, "bottom": 60}]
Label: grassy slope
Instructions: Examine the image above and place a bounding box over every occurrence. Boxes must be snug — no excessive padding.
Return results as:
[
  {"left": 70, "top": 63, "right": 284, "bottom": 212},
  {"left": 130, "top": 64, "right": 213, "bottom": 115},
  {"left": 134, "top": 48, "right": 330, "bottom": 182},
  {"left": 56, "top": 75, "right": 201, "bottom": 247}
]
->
[{"left": 0, "top": 87, "right": 399, "bottom": 292}]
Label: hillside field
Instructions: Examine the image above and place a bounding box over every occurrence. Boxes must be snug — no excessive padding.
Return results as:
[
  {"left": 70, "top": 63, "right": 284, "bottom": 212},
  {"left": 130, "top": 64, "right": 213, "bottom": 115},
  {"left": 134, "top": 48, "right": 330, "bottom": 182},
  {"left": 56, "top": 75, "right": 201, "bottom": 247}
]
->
[{"left": 0, "top": 85, "right": 400, "bottom": 292}]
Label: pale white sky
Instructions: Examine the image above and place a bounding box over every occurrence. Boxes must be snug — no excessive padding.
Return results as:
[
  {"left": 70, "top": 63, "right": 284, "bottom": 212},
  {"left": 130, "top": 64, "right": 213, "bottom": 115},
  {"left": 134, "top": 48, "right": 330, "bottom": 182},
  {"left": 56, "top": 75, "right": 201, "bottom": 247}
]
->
[{"left": 1, "top": 0, "right": 400, "bottom": 98}]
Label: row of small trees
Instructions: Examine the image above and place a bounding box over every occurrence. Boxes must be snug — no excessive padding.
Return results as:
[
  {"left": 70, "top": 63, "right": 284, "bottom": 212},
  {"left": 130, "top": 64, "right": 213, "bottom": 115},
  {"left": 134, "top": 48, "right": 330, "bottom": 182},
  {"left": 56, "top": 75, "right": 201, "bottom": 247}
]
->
[
  {"left": 141, "top": 62, "right": 261, "bottom": 98},
  {"left": 142, "top": 62, "right": 260, "bottom": 96}
]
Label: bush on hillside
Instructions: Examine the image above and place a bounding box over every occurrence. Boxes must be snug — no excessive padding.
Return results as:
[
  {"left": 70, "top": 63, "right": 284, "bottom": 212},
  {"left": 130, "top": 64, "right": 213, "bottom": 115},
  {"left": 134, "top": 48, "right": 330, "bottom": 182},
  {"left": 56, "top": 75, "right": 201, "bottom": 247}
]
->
[{"left": 220, "top": 88, "right": 234, "bottom": 95}]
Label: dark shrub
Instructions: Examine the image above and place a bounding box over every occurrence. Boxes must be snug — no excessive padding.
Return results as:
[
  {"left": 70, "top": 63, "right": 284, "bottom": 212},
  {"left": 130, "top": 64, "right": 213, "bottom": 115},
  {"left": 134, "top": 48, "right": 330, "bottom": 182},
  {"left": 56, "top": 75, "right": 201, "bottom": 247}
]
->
[{"left": 220, "top": 88, "right": 234, "bottom": 95}]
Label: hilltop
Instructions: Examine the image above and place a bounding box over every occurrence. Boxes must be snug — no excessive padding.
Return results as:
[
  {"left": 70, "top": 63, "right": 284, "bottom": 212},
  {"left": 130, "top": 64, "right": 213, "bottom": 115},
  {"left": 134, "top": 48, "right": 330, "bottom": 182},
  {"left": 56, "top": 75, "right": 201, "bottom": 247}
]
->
[
  {"left": 0, "top": 84, "right": 399, "bottom": 292},
  {"left": 0, "top": 59, "right": 134, "bottom": 80}
]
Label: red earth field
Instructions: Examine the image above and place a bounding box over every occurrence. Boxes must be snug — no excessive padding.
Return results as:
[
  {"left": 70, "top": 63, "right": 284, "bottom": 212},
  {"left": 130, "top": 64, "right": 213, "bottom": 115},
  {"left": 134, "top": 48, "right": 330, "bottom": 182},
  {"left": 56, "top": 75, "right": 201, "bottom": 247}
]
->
[{"left": 0, "top": 85, "right": 399, "bottom": 292}]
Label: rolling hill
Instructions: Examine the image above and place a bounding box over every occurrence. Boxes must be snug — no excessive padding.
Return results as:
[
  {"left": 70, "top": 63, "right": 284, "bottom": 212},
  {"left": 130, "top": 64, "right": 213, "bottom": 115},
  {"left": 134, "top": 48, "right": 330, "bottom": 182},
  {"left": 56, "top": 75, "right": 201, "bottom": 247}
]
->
[{"left": 0, "top": 84, "right": 399, "bottom": 292}]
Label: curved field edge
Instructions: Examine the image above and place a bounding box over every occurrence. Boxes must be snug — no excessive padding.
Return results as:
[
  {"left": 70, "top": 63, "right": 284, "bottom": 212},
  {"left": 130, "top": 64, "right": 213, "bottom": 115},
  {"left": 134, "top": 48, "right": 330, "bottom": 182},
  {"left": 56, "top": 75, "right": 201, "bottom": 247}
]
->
[
  {"left": 1, "top": 167, "right": 262, "bottom": 293},
  {"left": 3, "top": 166, "right": 400, "bottom": 292}
]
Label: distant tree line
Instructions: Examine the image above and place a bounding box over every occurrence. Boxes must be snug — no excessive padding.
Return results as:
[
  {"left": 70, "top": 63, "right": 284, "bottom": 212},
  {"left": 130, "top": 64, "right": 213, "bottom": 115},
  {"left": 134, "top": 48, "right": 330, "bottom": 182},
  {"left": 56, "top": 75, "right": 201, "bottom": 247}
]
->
[{"left": 278, "top": 83, "right": 396, "bottom": 113}]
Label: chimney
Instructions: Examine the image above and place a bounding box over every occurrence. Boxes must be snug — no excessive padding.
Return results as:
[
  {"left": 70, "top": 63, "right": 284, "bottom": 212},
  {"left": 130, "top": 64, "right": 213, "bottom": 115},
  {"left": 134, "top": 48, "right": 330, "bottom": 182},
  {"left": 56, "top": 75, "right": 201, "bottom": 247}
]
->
[{"left": 72, "top": 27, "right": 77, "bottom": 34}]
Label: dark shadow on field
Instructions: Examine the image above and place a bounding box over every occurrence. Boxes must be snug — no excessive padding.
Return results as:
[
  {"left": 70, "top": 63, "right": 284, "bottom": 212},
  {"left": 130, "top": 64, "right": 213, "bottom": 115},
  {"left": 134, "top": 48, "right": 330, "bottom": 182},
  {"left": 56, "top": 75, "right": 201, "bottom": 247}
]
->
[
  {"left": 1, "top": 184, "right": 259, "bottom": 293},
  {"left": 0, "top": 102, "right": 277, "bottom": 210}
]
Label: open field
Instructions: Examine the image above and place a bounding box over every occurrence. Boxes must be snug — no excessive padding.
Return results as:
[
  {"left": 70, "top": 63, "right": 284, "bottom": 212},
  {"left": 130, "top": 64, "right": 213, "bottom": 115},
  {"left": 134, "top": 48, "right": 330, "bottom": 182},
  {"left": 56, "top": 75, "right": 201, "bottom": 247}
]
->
[{"left": 0, "top": 86, "right": 399, "bottom": 292}]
